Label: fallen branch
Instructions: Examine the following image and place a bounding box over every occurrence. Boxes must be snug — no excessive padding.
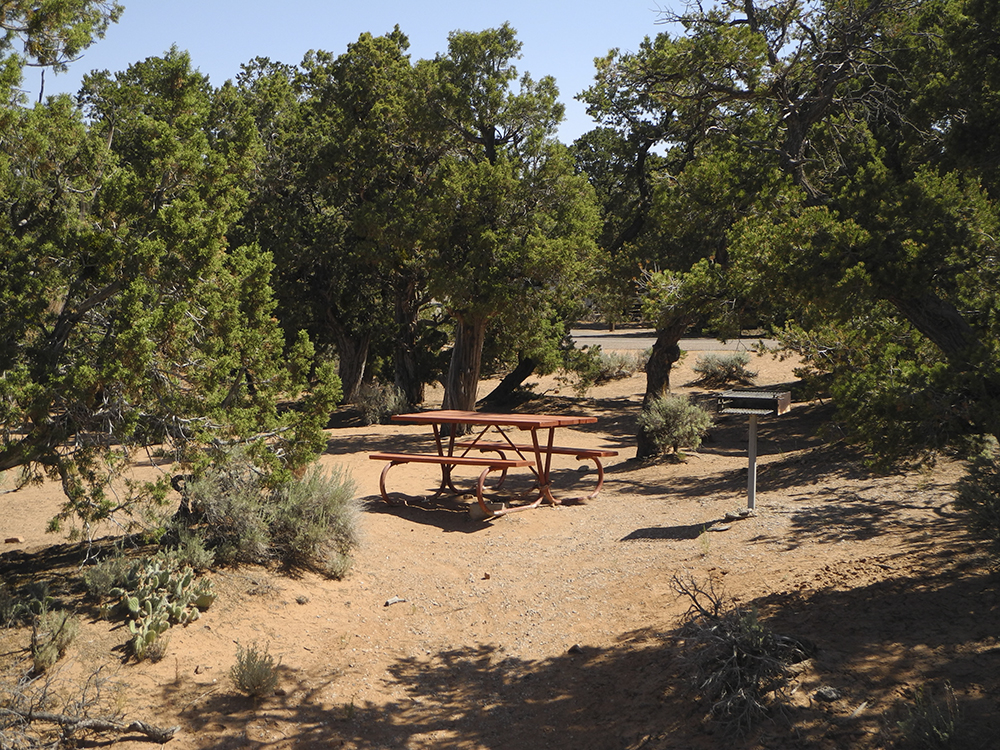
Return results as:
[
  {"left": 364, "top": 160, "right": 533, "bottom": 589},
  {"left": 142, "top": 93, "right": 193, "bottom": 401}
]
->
[{"left": 0, "top": 706, "right": 178, "bottom": 743}]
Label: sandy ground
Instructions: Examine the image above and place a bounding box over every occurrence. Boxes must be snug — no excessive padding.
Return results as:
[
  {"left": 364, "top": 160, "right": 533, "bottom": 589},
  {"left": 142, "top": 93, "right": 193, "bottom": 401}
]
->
[{"left": 1, "top": 350, "right": 998, "bottom": 749}]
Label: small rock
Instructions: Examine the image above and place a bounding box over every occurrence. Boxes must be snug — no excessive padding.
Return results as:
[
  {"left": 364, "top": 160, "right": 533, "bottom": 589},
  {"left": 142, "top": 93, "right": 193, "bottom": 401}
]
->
[
  {"left": 814, "top": 686, "right": 843, "bottom": 702},
  {"left": 384, "top": 596, "right": 406, "bottom": 607},
  {"left": 4, "top": 537, "right": 24, "bottom": 544},
  {"left": 708, "top": 524, "right": 731, "bottom": 532},
  {"left": 568, "top": 644, "right": 584, "bottom": 654},
  {"left": 296, "top": 595, "right": 310, "bottom": 605}
]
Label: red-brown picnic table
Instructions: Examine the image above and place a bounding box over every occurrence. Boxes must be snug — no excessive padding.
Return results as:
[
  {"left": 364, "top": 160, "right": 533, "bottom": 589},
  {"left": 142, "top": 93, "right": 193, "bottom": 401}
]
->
[{"left": 370, "top": 410, "right": 616, "bottom": 518}]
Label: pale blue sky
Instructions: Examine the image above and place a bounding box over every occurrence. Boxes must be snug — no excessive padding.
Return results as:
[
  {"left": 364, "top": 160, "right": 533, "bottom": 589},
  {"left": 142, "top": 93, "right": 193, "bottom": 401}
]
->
[{"left": 24, "top": 0, "right": 677, "bottom": 143}]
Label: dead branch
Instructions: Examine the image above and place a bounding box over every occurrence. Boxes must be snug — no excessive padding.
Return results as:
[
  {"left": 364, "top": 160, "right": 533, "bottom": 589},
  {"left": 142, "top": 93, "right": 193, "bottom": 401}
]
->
[{"left": 0, "top": 706, "right": 178, "bottom": 744}]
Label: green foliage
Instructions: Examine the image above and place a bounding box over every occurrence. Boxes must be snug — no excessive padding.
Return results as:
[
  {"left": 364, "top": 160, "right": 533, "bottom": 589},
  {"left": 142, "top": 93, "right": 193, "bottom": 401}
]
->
[
  {"left": 102, "top": 550, "right": 215, "bottom": 662},
  {"left": 31, "top": 610, "right": 78, "bottom": 673},
  {"left": 354, "top": 381, "right": 409, "bottom": 426},
  {"left": 231, "top": 641, "right": 279, "bottom": 699},
  {"left": 637, "top": 394, "right": 713, "bottom": 455},
  {"left": 0, "top": 1, "right": 123, "bottom": 74},
  {"left": 559, "top": 346, "right": 643, "bottom": 396},
  {"left": 955, "top": 449, "right": 1000, "bottom": 558},
  {"left": 692, "top": 352, "right": 758, "bottom": 387},
  {"left": 179, "top": 450, "right": 360, "bottom": 578},
  {"left": 0, "top": 48, "right": 338, "bottom": 536},
  {"left": 894, "top": 682, "right": 963, "bottom": 749},
  {"left": 579, "top": 0, "right": 1000, "bottom": 465}
]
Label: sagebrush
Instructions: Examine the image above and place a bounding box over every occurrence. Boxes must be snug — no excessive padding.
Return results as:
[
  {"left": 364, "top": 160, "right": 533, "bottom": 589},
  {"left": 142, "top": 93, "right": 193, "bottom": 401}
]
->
[
  {"left": 231, "top": 641, "right": 279, "bottom": 699},
  {"left": 693, "top": 351, "right": 758, "bottom": 386},
  {"left": 559, "top": 346, "right": 644, "bottom": 396},
  {"left": 637, "top": 394, "right": 713, "bottom": 454},
  {"left": 31, "top": 610, "right": 79, "bottom": 673},
  {"left": 178, "top": 452, "right": 359, "bottom": 578},
  {"left": 354, "top": 381, "right": 409, "bottom": 425},
  {"left": 893, "top": 682, "right": 963, "bottom": 749}
]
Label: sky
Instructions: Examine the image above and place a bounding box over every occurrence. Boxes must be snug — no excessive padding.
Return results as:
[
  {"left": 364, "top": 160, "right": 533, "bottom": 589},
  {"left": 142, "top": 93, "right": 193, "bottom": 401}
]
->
[{"left": 23, "top": 0, "right": 677, "bottom": 144}]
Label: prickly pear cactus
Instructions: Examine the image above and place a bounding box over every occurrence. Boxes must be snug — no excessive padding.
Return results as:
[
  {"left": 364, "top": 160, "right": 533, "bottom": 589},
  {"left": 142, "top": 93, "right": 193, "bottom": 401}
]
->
[{"left": 111, "top": 551, "right": 216, "bottom": 660}]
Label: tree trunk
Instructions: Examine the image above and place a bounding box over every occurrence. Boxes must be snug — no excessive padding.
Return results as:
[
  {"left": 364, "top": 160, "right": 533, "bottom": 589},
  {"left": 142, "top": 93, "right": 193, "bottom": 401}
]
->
[
  {"left": 336, "top": 331, "right": 371, "bottom": 404},
  {"left": 635, "top": 321, "right": 688, "bottom": 459},
  {"left": 886, "top": 290, "right": 1000, "bottom": 444},
  {"left": 393, "top": 275, "right": 425, "bottom": 407},
  {"left": 442, "top": 315, "right": 488, "bottom": 419},
  {"left": 479, "top": 356, "right": 537, "bottom": 407}
]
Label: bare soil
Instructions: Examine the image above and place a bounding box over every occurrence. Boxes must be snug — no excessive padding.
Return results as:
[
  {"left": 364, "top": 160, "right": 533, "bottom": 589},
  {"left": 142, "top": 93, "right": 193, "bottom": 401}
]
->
[{"left": 2, "top": 350, "right": 998, "bottom": 749}]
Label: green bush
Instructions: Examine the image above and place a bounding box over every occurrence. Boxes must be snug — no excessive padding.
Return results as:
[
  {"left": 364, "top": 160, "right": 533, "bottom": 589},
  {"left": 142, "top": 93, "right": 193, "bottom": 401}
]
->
[
  {"left": 693, "top": 351, "right": 758, "bottom": 386},
  {"left": 355, "top": 381, "right": 408, "bottom": 425},
  {"left": 894, "top": 682, "right": 963, "bottom": 749},
  {"left": 180, "top": 451, "right": 359, "bottom": 578},
  {"left": 274, "top": 465, "right": 360, "bottom": 578},
  {"left": 83, "top": 549, "right": 133, "bottom": 603},
  {"left": 31, "top": 610, "right": 79, "bottom": 673},
  {"left": 231, "top": 641, "right": 279, "bottom": 699},
  {"left": 638, "top": 394, "right": 713, "bottom": 454},
  {"left": 955, "top": 450, "right": 1000, "bottom": 556},
  {"left": 0, "top": 583, "right": 26, "bottom": 628}
]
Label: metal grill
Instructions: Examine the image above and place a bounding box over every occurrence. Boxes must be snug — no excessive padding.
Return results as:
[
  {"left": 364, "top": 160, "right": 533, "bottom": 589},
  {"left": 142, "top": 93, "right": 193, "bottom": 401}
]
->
[{"left": 718, "top": 390, "right": 791, "bottom": 416}]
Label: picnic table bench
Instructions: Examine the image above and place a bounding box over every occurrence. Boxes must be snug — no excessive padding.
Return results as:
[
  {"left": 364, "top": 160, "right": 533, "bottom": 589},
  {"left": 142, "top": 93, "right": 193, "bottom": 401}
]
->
[
  {"left": 453, "top": 441, "right": 618, "bottom": 499},
  {"left": 368, "top": 410, "right": 617, "bottom": 518},
  {"left": 368, "top": 452, "right": 534, "bottom": 509}
]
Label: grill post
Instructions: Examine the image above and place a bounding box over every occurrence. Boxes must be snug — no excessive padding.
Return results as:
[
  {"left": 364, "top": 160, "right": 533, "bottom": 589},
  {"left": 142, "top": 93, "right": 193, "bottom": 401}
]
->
[
  {"left": 748, "top": 413, "right": 758, "bottom": 510},
  {"left": 718, "top": 390, "right": 791, "bottom": 512}
]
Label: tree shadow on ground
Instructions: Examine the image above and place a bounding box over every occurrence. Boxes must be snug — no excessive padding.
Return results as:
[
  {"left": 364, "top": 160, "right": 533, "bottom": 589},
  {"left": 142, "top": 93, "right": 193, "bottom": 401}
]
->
[{"left": 168, "top": 545, "right": 1000, "bottom": 750}]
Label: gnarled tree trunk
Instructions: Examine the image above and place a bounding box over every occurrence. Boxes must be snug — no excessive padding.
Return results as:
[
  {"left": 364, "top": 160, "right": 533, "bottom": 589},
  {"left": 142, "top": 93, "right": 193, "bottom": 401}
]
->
[
  {"left": 393, "top": 275, "right": 426, "bottom": 407},
  {"left": 479, "top": 355, "right": 537, "bottom": 407},
  {"left": 336, "top": 330, "right": 370, "bottom": 405},
  {"left": 635, "top": 320, "right": 689, "bottom": 459},
  {"left": 442, "top": 315, "right": 488, "bottom": 428}
]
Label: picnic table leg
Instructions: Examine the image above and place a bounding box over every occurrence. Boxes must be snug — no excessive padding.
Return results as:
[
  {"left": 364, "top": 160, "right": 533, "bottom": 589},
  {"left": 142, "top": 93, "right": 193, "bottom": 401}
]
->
[
  {"left": 529, "top": 427, "right": 559, "bottom": 505},
  {"left": 378, "top": 461, "right": 406, "bottom": 506}
]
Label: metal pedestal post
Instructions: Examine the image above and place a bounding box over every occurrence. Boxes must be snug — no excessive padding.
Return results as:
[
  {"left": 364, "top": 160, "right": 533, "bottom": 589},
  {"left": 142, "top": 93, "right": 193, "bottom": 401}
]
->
[{"left": 747, "top": 413, "right": 758, "bottom": 511}]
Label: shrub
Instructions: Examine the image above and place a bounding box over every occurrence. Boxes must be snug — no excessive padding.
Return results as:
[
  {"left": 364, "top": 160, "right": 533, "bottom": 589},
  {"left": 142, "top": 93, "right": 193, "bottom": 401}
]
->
[
  {"left": 672, "top": 575, "right": 811, "bottom": 736},
  {"left": 693, "top": 351, "right": 758, "bottom": 386},
  {"left": 894, "top": 682, "right": 963, "bottom": 749},
  {"left": 0, "top": 583, "right": 27, "bottom": 628},
  {"left": 274, "top": 464, "right": 360, "bottom": 578},
  {"left": 168, "top": 528, "right": 216, "bottom": 572},
  {"left": 955, "top": 451, "right": 1000, "bottom": 557},
  {"left": 355, "top": 381, "right": 408, "bottom": 425},
  {"left": 179, "top": 451, "right": 360, "bottom": 577},
  {"left": 83, "top": 549, "right": 133, "bottom": 603},
  {"left": 231, "top": 641, "right": 279, "bottom": 699},
  {"left": 31, "top": 610, "right": 79, "bottom": 673},
  {"left": 637, "top": 394, "right": 713, "bottom": 454}
]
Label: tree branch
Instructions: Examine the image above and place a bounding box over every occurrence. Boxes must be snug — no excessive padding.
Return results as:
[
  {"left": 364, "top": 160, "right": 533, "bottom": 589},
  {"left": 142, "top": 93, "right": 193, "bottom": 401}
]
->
[{"left": 0, "top": 706, "right": 178, "bottom": 744}]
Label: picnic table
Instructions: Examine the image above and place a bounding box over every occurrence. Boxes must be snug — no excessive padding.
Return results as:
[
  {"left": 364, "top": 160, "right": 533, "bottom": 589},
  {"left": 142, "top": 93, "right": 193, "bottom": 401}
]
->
[{"left": 369, "top": 410, "right": 618, "bottom": 518}]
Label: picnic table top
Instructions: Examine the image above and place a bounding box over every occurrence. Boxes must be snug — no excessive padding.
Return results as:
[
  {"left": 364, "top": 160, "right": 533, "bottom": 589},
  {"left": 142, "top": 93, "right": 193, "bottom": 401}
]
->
[{"left": 391, "top": 409, "right": 597, "bottom": 429}]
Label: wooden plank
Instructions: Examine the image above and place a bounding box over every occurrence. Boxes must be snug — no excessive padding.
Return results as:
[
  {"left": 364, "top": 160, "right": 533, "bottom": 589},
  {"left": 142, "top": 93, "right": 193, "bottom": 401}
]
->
[
  {"left": 391, "top": 410, "right": 597, "bottom": 429},
  {"left": 368, "top": 452, "right": 532, "bottom": 468},
  {"left": 454, "top": 441, "right": 618, "bottom": 458}
]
